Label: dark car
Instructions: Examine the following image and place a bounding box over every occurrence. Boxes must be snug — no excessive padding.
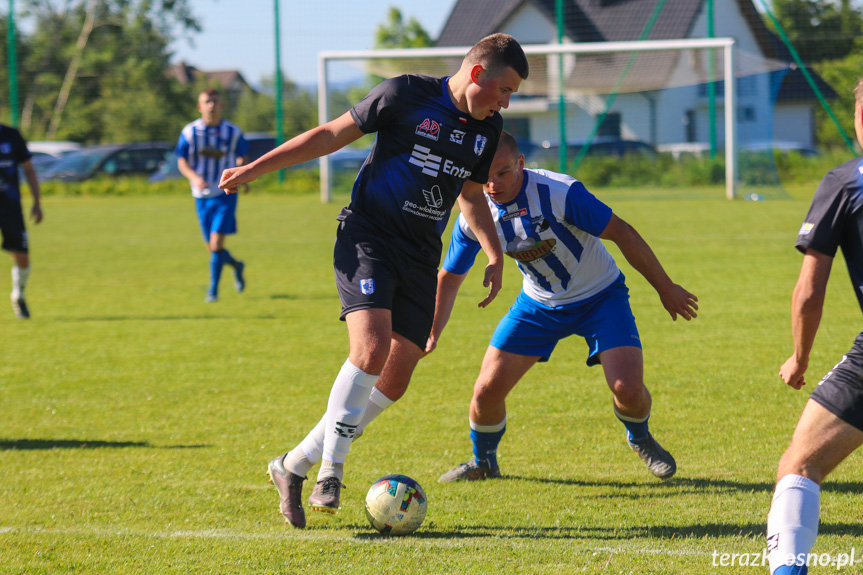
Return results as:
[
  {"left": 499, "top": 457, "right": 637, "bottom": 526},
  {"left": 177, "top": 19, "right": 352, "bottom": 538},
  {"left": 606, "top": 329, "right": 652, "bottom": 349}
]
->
[
  {"left": 149, "top": 132, "right": 277, "bottom": 183},
  {"left": 42, "top": 143, "right": 173, "bottom": 182},
  {"left": 525, "top": 138, "right": 656, "bottom": 169},
  {"left": 148, "top": 133, "right": 370, "bottom": 183}
]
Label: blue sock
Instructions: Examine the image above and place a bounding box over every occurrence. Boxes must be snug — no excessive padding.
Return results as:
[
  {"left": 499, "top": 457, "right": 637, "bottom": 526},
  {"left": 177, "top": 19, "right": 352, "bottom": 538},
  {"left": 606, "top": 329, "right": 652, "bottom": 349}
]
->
[
  {"left": 220, "top": 248, "right": 239, "bottom": 268},
  {"left": 209, "top": 251, "right": 225, "bottom": 296},
  {"left": 615, "top": 407, "right": 649, "bottom": 443},
  {"left": 774, "top": 565, "right": 807, "bottom": 575},
  {"left": 470, "top": 423, "right": 505, "bottom": 468}
]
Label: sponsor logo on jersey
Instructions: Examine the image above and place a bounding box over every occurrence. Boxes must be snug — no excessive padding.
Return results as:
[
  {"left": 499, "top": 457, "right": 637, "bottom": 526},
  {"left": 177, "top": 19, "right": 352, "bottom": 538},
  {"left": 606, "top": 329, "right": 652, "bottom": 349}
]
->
[
  {"left": 534, "top": 218, "right": 551, "bottom": 234},
  {"left": 408, "top": 144, "right": 472, "bottom": 179},
  {"left": 474, "top": 135, "right": 488, "bottom": 156},
  {"left": 0, "top": 143, "right": 11, "bottom": 155},
  {"left": 415, "top": 118, "right": 441, "bottom": 141},
  {"left": 500, "top": 207, "right": 527, "bottom": 222},
  {"left": 409, "top": 145, "right": 442, "bottom": 176},
  {"left": 360, "top": 278, "right": 375, "bottom": 295},
  {"left": 201, "top": 146, "right": 226, "bottom": 159},
  {"left": 423, "top": 185, "right": 444, "bottom": 208},
  {"left": 798, "top": 222, "right": 814, "bottom": 236},
  {"left": 504, "top": 237, "right": 557, "bottom": 263},
  {"left": 450, "top": 129, "right": 466, "bottom": 144}
]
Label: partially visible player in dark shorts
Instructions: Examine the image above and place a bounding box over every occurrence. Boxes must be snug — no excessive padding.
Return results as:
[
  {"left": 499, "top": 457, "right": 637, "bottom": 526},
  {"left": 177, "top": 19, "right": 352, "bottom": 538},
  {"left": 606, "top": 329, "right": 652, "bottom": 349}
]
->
[
  {"left": 0, "top": 122, "right": 42, "bottom": 320},
  {"left": 0, "top": 198, "right": 28, "bottom": 252},
  {"left": 766, "top": 77, "right": 863, "bottom": 575},
  {"left": 808, "top": 333, "right": 863, "bottom": 432}
]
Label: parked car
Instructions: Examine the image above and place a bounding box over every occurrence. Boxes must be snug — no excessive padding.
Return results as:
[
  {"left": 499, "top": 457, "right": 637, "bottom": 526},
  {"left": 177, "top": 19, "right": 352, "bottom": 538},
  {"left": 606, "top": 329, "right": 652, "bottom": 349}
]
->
[
  {"left": 149, "top": 133, "right": 277, "bottom": 183},
  {"left": 525, "top": 138, "right": 656, "bottom": 169},
  {"left": 41, "top": 143, "right": 173, "bottom": 182},
  {"left": 148, "top": 133, "right": 370, "bottom": 183},
  {"left": 22, "top": 141, "right": 83, "bottom": 178}
]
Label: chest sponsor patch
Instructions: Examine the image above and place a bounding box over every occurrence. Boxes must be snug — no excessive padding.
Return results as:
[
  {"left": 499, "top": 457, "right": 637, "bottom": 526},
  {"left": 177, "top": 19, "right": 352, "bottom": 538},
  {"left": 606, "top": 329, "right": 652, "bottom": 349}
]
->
[
  {"left": 504, "top": 238, "right": 557, "bottom": 263},
  {"left": 500, "top": 208, "right": 528, "bottom": 222},
  {"left": 416, "top": 118, "right": 441, "bottom": 141}
]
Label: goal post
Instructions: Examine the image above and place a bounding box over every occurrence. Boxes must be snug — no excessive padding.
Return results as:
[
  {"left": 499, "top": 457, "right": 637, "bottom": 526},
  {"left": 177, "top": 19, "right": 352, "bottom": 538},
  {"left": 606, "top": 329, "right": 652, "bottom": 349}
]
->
[{"left": 317, "top": 38, "right": 743, "bottom": 202}]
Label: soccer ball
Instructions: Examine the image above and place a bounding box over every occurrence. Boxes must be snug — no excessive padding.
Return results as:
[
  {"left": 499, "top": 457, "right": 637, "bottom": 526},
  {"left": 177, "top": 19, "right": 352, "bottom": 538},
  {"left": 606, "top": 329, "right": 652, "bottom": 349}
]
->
[{"left": 364, "top": 474, "right": 428, "bottom": 535}]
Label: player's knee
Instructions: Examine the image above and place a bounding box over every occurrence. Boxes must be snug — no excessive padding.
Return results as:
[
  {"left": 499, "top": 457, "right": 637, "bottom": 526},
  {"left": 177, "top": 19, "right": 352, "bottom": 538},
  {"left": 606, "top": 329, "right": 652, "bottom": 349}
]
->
[
  {"left": 473, "top": 379, "right": 505, "bottom": 405},
  {"left": 610, "top": 379, "right": 646, "bottom": 407},
  {"left": 351, "top": 345, "right": 391, "bottom": 375}
]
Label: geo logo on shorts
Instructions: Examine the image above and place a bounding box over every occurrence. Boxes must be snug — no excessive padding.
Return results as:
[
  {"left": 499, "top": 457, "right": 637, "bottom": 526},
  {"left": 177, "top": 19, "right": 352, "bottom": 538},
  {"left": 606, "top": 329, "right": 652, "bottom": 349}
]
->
[{"left": 360, "top": 278, "right": 375, "bottom": 295}]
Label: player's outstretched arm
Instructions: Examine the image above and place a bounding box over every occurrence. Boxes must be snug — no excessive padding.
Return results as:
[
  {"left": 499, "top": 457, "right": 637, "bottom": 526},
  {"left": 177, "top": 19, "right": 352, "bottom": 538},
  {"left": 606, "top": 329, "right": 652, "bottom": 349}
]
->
[
  {"left": 426, "top": 269, "right": 468, "bottom": 353},
  {"left": 219, "top": 112, "right": 364, "bottom": 193},
  {"left": 779, "top": 249, "right": 832, "bottom": 390},
  {"left": 457, "top": 181, "right": 503, "bottom": 308},
  {"left": 599, "top": 213, "right": 698, "bottom": 321}
]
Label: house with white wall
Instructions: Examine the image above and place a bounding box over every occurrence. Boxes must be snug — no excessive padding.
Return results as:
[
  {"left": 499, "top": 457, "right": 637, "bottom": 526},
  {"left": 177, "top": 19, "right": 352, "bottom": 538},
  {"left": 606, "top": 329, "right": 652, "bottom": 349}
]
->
[{"left": 435, "top": 0, "right": 835, "bottom": 151}]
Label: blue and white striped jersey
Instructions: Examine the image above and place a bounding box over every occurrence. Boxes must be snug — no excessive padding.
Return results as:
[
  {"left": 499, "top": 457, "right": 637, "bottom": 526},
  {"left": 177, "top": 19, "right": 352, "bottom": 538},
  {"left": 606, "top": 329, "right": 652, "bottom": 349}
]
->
[
  {"left": 443, "top": 168, "right": 620, "bottom": 306},
  {"left": 176, "top": 119, "right": 249, "bottom": 199}
]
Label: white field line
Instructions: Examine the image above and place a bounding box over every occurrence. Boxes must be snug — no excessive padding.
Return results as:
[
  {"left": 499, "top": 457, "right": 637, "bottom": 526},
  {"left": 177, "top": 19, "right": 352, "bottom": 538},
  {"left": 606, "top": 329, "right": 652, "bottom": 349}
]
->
[{"left": 0, "top": 524, "right": 712, "bottom": 556}]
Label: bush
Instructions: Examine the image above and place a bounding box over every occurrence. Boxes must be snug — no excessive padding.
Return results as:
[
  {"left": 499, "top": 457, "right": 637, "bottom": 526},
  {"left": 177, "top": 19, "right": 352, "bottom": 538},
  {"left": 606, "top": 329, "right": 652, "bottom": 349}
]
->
[{"left": 38, "top": 168, "right": 341, "bottom": 197}]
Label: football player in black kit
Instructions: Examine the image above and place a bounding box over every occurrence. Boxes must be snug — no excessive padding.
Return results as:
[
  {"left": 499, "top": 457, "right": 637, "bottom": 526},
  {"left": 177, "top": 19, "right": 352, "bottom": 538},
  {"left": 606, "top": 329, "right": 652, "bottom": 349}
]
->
[
  {"left": 220, "top": 33, "right": 528, "bottom": 528},
  {"left": 766, "top": 77, "right": 863, "bottom": 575},
  {"left": 0, "top": 119, "right": 42, "bottom": 320}
]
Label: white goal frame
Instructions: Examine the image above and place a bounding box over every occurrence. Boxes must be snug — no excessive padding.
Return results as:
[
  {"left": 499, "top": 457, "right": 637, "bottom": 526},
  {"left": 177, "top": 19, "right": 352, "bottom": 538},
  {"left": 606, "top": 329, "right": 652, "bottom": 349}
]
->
[{"left": 318, "top": 37, "right": 738, "bottom": 202}]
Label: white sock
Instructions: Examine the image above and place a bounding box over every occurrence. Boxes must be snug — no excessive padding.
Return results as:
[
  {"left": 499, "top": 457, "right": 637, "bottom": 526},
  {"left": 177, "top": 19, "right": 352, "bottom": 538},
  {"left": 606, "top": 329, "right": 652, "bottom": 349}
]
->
[
  {"left": 281, "top": 417, "right": 326, "bottom": 477},
  {"left": 320, "top": 359, "right": 378, "bottom": 466},
  {"left": 285, "top": 386, "right": 395, "bottom": 478},
  {"left": 11, "top": 265, "right": 30, "bottom": 299},
  {"left": 318, "top": 459, "right": 345, "bottom": 482},
  {"left": 767, "top": 474, "right": 820, "bottom": 573},
  {"left": 356, "top": 386, "right": 396, "bottom": 435}
]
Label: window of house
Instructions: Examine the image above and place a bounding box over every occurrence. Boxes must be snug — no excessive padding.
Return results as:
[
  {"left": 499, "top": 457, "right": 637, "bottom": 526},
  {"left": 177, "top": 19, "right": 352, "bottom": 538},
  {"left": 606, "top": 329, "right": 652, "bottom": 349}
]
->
[{"left": 597, "top": 112, "right": 621, "bottom": 138}]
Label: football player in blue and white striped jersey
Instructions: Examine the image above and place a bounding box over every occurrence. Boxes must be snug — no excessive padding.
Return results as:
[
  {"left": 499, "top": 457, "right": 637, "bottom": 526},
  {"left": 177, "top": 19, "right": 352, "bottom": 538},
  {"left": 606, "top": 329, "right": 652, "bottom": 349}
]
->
[
  {"left": 433, "top": 131, "right": 698, "bottom": 483},
  {"left": 177, "top": 89, "right": 249, "bottom": 303}
]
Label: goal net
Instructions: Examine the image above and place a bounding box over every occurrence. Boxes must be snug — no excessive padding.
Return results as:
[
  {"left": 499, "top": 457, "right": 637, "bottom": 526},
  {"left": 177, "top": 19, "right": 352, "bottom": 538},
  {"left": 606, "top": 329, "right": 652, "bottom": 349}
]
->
[{"left": 317, "top": 38, "right": 793, "bottom": 202}]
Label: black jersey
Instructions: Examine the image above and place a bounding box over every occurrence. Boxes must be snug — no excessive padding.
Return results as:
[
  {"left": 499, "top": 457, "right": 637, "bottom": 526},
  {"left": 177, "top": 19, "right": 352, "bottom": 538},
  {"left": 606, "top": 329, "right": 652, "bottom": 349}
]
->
[
  {"left": 345, "top": 74, "right": 502, "bottom": 266},
  {"left": 0, "top": 125, "right": 32, "bottom": 202},
  {"left": 796, "top": 156, "right": 863, "bottom": 313}
]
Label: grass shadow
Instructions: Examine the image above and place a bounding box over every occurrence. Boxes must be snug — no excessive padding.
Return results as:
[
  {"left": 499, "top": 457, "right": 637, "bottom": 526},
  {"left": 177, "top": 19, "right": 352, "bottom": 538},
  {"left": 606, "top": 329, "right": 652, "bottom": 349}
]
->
[
  {"left": 353, "top": 521, "right": 863, "bottom": 541},
  {"left": 270, "top": 293, "right": 338, "bottom": 300},
  {"left": 505, "top": 475, "right": 863, "bottom": 496},
  {"left": 0, "top": 438, "right": 211, "bottom": 450},
  {"left": 51, "top": 315, "right": 279, "bottom": 322}
]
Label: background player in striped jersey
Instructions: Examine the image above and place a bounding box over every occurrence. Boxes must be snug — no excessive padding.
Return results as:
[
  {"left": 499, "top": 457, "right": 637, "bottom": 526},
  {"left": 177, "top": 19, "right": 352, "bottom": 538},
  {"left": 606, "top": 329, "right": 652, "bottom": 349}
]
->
[
  {"left": 177, "top": 88, "right": 249, "bottom": 303},
  {"left": 219, "top": 34, "right": 528, "bottom": 528},
  {"left": 432, "top": 131, "right": 698, "bottom": 482}
]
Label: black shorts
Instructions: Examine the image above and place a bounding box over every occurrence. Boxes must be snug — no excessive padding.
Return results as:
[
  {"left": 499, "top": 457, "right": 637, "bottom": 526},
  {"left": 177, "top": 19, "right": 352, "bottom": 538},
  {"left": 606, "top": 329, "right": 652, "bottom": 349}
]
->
[
  {"left": 333, "top": 222, "right": 437, "bottom": 351},
  {"left": 809, "top": 332, "right": 863, "bottom": 432},
  {"left": 0, "top": 198, "right": 27, "bottom": 253}
]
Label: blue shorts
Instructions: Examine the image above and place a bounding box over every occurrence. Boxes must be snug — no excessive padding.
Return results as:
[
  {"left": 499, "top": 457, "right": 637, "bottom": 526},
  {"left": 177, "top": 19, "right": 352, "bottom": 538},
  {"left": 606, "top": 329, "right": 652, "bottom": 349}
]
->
[
  {"left": 195, "top": 193, "right": 238, "bottom": 241},
  {"left": 489, "top": 274, "right": 641, "bottom": 365}
]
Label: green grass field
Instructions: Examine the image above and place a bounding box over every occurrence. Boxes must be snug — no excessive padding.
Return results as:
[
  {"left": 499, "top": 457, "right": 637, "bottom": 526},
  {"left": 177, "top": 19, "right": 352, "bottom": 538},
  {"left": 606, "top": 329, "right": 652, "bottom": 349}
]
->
[{"left": 1, "top": 186, "right": 862, "bottom": 574}]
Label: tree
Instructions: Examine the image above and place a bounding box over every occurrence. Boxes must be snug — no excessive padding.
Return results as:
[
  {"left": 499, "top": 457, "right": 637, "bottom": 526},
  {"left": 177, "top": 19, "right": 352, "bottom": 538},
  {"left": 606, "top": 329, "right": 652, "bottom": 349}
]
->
[
  {"left": 374, "top": 6, "right": 433, "bottom": 49},
  {"left": 814, "top": 43, "right": 863, "bottom": 149},
  {"left": 5, "top": 0, "right": 200, "bottom": 142},
  {"left": 767, "top": 0, "right": 863, "bottom": 63}
]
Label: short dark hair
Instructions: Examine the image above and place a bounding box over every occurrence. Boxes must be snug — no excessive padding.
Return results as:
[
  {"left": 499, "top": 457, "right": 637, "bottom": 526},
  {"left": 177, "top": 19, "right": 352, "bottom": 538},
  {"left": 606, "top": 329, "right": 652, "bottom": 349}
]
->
[
  {"left": 466, "top": 33, "right": 529, "bottom": 80},
  {"left": 200, "top": 88, "right": 220, "bottom": 99},
  {"left": 497, "top": 130, "right": 521, "bottom": 159}
]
